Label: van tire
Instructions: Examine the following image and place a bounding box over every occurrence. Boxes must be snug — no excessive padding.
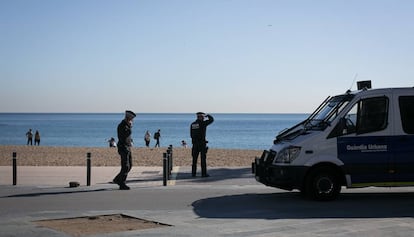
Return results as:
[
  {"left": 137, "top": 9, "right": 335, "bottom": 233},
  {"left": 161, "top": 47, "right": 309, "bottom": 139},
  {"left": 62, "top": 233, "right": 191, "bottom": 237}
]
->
[{"left": 305, "top": 167, "right": 341, "bottom": 201}]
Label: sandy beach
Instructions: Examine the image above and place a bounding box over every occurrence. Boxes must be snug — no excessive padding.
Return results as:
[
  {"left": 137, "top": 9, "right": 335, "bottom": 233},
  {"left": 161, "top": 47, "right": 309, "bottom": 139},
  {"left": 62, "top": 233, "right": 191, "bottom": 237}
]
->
[{"left": 0, "top": 145, "right": 262, "bottom": 167}]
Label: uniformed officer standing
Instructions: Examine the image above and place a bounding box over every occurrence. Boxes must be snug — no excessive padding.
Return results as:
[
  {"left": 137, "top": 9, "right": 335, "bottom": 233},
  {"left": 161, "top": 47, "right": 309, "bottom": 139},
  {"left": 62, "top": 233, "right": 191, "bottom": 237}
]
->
[
  {"left": 113, "top": 110, "right": 136, "bottom": 190},
  {"left": 190, "top": 112, "right": 214, "bottom": 177}
]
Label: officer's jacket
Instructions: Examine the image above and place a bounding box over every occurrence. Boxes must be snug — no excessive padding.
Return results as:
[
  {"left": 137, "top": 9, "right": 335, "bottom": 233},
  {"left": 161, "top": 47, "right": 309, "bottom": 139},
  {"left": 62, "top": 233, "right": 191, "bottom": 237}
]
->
[
  {"left": 117, "top": 119, "right": 132, "bottom": 148},
  {"left": 190, "top": 115, "right": 214, "bottom": 143}
]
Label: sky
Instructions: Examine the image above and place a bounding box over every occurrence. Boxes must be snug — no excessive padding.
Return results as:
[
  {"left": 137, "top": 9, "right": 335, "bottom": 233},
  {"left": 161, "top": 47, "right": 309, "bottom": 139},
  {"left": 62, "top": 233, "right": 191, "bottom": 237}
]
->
[{"left": 1, "top": 0, "right": 413, "bottom": 113}]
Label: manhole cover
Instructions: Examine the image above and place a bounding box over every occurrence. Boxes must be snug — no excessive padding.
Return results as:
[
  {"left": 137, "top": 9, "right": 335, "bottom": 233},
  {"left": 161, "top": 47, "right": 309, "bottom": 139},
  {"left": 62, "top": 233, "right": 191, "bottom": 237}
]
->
[{"left": 34, "top": 214, "right": 171, "bottom": 236}]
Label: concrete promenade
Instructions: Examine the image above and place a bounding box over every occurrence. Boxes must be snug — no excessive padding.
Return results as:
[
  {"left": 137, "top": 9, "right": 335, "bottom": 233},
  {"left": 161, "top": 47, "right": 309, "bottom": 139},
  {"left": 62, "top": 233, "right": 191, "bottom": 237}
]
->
[
  {"left": 0, "top": 166, "right": 168, "bottom": 187},
  {"left": 1, "top": 166, "right": 414, "bottom": 236}
]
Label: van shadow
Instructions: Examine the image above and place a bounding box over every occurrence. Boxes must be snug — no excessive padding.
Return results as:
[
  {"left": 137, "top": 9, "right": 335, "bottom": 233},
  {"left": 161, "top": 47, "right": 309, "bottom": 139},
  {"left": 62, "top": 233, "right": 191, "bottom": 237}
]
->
[{"left": 192, "top": 192, "right": 414, "bottom": 219}]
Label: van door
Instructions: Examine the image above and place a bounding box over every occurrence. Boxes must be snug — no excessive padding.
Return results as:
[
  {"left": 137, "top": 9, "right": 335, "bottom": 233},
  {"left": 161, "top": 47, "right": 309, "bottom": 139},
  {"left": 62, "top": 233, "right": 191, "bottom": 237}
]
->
[
  {"left": 392, "top": 95, "right": 414, "bottom": 184},
  {"left": 336, "top": 96, "right": 392, "bottom": 187}
]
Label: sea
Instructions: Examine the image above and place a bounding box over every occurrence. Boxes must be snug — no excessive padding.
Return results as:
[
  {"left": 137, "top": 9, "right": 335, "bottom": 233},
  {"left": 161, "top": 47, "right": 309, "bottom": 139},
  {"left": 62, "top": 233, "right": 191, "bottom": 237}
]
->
[{"left": 0, "top": 113, "right": 308, "bottom": 150}]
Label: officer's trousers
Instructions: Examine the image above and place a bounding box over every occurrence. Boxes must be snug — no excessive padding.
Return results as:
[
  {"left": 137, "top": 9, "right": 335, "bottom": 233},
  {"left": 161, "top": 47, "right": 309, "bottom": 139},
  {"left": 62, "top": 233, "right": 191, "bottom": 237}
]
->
[
  {"left": 114, "top": 146, "right": 132, "bottom": 184},
  {"left": 192, "top": 142, "right": 208, "bottom": 176}
]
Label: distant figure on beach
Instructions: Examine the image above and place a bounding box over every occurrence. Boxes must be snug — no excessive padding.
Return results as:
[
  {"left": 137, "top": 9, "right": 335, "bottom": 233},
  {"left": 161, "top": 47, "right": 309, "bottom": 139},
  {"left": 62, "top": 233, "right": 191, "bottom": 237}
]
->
[
  {"left": 190, "top": 112, "right": 214, "bottom": 177},
  {"left": 144, "top": 130, "right": 151, "bottom": 147},
  {"left": 113, "top": 110, "right": 136, "bottom": 190},
  {"left": 108, "top": 137, "right": 116, "bottom": 147},
  {"left": 26, "top": 129, "right": 33, "bottom": 145},
  {"left": 34, "top": 130, "right": 41, "bottom": 146},
  {"left": 181, "top": 140, "right": 187, "bottom": 148},
  {"left": 154, "top": 129, "right": 161, "bottom": 148}
]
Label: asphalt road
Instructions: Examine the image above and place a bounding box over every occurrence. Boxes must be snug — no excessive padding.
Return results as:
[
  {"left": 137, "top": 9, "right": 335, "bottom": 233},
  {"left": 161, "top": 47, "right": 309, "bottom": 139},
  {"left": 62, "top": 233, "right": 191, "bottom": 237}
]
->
[{"left": 1, "top": 167, "right": 414, "bottom": 236}]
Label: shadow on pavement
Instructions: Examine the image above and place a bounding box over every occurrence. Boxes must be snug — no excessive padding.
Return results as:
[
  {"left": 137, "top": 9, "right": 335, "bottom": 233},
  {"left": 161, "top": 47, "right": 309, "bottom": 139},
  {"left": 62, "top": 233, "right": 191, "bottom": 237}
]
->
[
  {"left": 192, "top": 192, "right": 414, "bottom": 219},
  {"left": 1, "top": 188, "right": 113, "bottom": 198},
  {"left": 176, "top": 167, "right": 253, "bottom": 183}
]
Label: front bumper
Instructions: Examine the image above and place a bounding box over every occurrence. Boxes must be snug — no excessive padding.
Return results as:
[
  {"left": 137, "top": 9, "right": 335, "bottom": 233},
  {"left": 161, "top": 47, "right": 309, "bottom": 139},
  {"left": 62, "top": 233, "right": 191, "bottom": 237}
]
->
[{"left": 252, "top": 156, "right": 308, "bottom": 191}]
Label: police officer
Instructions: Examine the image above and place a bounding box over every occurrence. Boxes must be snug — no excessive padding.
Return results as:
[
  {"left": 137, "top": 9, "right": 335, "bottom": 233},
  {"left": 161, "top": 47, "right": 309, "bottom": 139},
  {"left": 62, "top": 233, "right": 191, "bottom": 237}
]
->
[
  {"left": 190, "top": 112, "right": 214, "bottom": 177},
  {"left": 113, "top": 110, "right": 136, "bottom": 190}
]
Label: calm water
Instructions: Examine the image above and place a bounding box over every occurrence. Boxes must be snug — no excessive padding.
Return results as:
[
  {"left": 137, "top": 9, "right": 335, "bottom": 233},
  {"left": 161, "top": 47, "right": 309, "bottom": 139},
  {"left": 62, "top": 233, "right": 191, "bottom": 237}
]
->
[{"left": 0, "top": 113, "right": 308, "bottom": 150}]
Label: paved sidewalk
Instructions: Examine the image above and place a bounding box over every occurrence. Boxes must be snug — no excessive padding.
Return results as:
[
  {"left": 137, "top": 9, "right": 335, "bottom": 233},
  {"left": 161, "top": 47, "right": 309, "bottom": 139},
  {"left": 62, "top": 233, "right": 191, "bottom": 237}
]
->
[
  {"left": 0, "top": 166, "right": 168, "bottom": 187},
  {"left": 0, "top": 166, "right": 256, "bottom": 187}
]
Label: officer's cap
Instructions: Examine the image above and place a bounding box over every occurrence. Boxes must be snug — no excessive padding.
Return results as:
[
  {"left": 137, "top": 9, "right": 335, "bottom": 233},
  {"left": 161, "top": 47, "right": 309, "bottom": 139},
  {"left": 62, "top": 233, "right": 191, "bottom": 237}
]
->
[{"left": 125, "top": 110, "right": 136, "bottom": 119}]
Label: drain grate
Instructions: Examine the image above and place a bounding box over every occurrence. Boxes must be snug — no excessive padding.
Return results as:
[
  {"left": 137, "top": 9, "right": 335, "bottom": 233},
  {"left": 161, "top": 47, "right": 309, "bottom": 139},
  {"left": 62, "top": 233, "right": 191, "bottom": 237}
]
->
[{"left": 34, "top": 214, "right": 171, "bottom": 236}]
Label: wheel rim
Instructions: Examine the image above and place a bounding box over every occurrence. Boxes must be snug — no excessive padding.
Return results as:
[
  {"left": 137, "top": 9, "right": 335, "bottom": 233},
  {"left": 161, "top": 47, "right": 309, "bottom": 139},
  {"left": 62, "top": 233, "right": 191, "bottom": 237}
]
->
[{"left": 316, "top": 176, "right": 334, "bottom": 194}]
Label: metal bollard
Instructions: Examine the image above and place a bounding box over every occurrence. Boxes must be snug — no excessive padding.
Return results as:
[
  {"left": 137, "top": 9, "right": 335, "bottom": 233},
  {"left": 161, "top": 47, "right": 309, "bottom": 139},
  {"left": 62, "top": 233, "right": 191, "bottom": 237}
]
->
[
  {"left": 168, "top": 145, "right": 173, "bottom": 174},
  {"left": 163, "top": 152, "right": 168, "bottom": 186},
  {"left": 12, "top": 152, "right": 17, "bottom": 185},
  {"left": 87, "top": 152, "right": 91, "bottom": 186},
  {"left": 167, "top": 146, "right": 172, "bottom": 176}
]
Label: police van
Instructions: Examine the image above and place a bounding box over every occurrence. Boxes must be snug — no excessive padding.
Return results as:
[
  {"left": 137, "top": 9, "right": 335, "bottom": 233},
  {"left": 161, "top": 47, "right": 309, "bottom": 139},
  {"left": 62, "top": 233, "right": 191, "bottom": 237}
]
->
[{"left": 252, "top": 81, "right": 414, "bottom": 200}]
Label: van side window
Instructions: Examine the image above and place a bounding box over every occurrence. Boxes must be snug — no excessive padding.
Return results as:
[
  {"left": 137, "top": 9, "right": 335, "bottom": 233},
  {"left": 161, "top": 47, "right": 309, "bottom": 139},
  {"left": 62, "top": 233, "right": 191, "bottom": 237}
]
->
[
  {"left": 399, "top": 96, "right": 414, "bottom": 134},
  {"left": 344, "top": 104, "right": 358, "bottom": 134},
  {"left": 357, "top": 97, "right": 389, "bottom": 134},
  {"left": 329, "top": 96, "right": 389, "bottom": 138}
]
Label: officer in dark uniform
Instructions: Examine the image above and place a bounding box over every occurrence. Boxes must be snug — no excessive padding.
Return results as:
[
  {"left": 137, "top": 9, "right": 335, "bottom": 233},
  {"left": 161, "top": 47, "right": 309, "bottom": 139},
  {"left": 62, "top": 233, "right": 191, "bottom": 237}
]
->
[
  {"left": 190, "top": 112, "right": 214, "bottom": 177},
  {"left": 113, "top": 110, "right": 136, "bottom": 190}
]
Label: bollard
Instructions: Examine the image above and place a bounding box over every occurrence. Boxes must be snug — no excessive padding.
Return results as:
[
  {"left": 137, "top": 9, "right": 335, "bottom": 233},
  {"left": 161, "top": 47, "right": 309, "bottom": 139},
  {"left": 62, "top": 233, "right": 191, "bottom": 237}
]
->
[
  {"left": 168, "top": 145, "right": 173, "bottom": 175},
  {"left": 167, "top": 146, "right": 172, "bottom": 176},
  {"left": 87, "top": 152, "right": 91, "bottom": 186},
  {"left": 12, "top": 152, "right": 17, "bottom": 185},
  {"left": 163, "top": 152, "right": 168, "bottom": 186}
]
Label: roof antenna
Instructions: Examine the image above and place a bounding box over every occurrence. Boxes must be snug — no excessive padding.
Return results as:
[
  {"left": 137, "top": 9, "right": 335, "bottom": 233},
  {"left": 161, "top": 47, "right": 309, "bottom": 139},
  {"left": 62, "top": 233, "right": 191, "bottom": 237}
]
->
[{"left": 347, "top": 73, "right": 358, "bottom": 93}]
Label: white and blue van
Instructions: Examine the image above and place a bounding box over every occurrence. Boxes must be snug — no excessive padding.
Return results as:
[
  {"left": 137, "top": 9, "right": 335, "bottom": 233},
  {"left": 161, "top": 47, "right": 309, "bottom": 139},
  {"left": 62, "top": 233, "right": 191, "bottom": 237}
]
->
[{"left": 252, "top": 81, "right": 414, "bottom": 200}]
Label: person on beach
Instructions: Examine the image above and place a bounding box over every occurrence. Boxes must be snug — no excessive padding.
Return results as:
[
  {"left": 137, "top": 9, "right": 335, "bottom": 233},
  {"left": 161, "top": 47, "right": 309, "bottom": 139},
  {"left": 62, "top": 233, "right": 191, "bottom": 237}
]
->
[
  {"left": 154, "top": 129, "right": 161, "bottom": 148},
  {"left": 108, "top": 137, "right": 116, "bottom": 147},
  {"left": 190, "top": 112, "right": 214, "bottom": 177},
  {"left": 181, "top": 140, "right": 187, "bottom": 148},
  {"left": 113, "top": 110, "right": 136, "bottom": 190},
  {"left": 26, "top": 129, "right": 33, "bottom": 145},
  {"left": 34, "top": 130, "right": 40, "bottom": 146},
  {"left": 144, "top": 130, "right": 151, "bottom": 147}
]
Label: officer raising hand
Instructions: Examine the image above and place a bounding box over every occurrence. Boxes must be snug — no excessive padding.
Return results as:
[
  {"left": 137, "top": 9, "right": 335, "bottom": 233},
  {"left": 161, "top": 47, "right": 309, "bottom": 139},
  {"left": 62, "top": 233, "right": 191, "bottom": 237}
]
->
[{"left": 190, "top": 112, "right": 214, "bottom": 177}]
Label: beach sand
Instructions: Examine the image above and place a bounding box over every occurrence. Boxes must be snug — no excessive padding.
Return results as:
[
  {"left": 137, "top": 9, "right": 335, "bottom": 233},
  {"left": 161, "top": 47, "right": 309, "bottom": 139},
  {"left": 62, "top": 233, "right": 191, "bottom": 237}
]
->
[{"left": 0, "top": 145, "right": 263, "bottom": 167}]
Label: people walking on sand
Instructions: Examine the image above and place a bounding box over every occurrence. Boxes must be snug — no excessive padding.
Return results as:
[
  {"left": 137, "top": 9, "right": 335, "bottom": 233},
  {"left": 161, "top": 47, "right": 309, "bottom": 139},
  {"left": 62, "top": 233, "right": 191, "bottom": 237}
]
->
[
  {"left": 190, "top": 112, "right": 214, "bottom": 177},
  {"left": 154, "top": 129, "right": 161, "bottom": 148},
  {"left": 113, "top": 110, "right": 136, "bottom": 190},
  {"left": 108, "top": 137, "right": 116, "bottom": 147},
  {"left": 26, "top": 129, "right": 33, "bottom": 145},
  {"left": 144, "top": 130, "right": 151, "bottom": 147},
  {"left": 34, "top": 130, "right": 41, "bottom": 146}
]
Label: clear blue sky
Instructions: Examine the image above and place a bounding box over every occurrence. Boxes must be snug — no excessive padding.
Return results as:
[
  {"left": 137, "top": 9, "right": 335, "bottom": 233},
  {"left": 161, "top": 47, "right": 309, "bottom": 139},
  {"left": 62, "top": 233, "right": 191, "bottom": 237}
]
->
[{"left": 1, "top": 0, "right": 413, "bottom": 113}]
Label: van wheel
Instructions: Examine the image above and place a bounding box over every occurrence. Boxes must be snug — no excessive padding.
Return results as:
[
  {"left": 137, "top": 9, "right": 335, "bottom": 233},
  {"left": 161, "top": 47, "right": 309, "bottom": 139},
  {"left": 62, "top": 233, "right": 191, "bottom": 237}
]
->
[{"left": 305, "top": 167, "right": 341, "bottom": 201}]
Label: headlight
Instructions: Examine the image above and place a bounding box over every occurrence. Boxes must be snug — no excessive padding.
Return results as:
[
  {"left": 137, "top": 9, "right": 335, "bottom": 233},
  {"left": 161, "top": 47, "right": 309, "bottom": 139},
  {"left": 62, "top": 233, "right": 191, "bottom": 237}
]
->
[
  {"left": 273, "top": 146, "right": 301, "bottom": 164},
  {"left": 259, "top": 150, "right": 277, "bottom": 163}
]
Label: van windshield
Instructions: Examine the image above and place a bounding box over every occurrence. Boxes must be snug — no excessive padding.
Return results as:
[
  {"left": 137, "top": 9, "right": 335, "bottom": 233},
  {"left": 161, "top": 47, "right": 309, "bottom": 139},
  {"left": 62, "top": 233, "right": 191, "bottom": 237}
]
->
[
  {"left": 275, "top": 93, "right": 354, "bottom": 142},
  {"left": 305, "top": 94, "right": 354, "bottom": 130}
]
